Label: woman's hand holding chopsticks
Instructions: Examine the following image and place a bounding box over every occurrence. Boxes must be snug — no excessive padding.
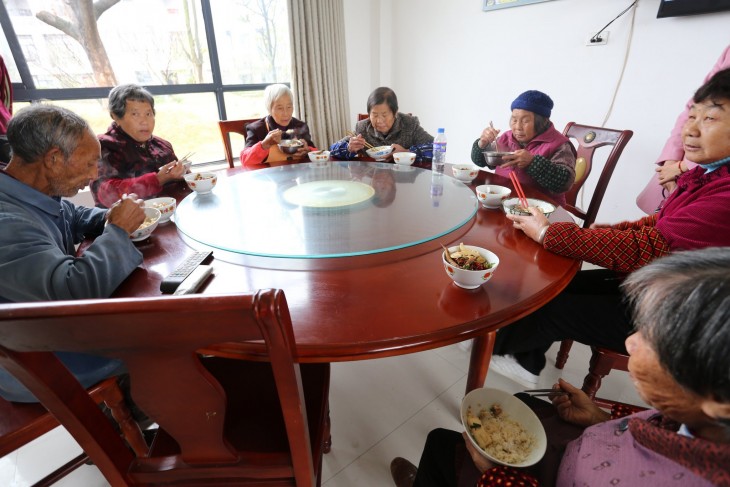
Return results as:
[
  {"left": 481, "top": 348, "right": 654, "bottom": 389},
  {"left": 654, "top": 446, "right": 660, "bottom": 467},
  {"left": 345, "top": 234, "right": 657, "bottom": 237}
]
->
[
  {"left": 506, "top": 207, "right": 550, "bottom": 243},
  {"left": 346, "top": 131, "right": 371, "bottom": 153},
  {"left": 550, "top": 379, "right": 611, "bottom": 427}
]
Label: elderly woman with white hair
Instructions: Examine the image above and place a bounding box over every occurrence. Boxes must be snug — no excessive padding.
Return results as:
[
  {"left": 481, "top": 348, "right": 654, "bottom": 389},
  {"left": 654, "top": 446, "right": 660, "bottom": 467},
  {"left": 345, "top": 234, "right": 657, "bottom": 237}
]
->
[{"left": 239, "top": 83, "right": 317, "bottom": 165}]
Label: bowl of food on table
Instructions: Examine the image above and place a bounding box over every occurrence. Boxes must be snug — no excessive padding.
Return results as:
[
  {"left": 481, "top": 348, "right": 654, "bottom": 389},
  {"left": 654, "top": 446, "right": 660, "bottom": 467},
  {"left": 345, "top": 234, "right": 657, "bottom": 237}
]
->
[
  {"left": 461, "top": 387, "right": 547, "bottom": 468},
  {"left": 502, "top": 197, "right": 555, "bottom": 217},
  {"left": 366, "top": 145, "right": 394, "bottom": 161},
  {"left": 129, "top": 207, "right": 161, "bottom": 242},
  {"left": 184, "top": 172, "right": 217, "bottom": 194},
  {"left": 278, "top": 139, "right": 304, "bottom": 155},
  {"left": 442, "top": 243, "right": 499, "bottom": 289},
  {"left": 144, "top": 197, "right": 176, "bottom": 223},
  {"left": 308, "top": 150, "right": 331, "bottom": 162},
  {"left": 393, "top": 152, "right": 416, "bottom": 165},
  {"left": 476, "top": 185, "right": 511, "bottom": 209},
  {"left": 451, "top": 164, "right": 480, "bottom": 183}
]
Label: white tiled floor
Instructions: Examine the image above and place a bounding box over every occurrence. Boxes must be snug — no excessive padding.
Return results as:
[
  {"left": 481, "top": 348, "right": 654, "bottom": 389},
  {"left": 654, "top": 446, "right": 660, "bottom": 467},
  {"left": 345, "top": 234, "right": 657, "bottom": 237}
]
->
[{"left": 0, "top": 341, "right": 645, "bottom": 486}]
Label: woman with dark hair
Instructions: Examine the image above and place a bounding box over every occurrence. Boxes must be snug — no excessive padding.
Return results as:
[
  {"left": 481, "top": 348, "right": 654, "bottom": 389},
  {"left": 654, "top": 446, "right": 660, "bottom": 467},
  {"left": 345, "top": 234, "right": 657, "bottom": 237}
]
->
[
  {"left": 330, "top": 87, "right": 434, "bottom": 163},
  {"left": 488, "top": 68, "right": 730, "bottom": 388},
  {"left": 470, "top": 90, "right": 576, "bottom": 204},
  {"left": 90, "top": 83, "right": 185, "bottom": 208},
  {"left": 391, "top": 247, "right": 730, "bottom": 487}
]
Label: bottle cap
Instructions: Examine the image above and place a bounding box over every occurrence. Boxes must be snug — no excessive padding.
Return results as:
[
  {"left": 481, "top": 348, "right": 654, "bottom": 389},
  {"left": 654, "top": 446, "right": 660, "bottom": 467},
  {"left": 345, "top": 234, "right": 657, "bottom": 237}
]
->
[{"left": 437, "top": 128, "right": 445, "bottom": 133}]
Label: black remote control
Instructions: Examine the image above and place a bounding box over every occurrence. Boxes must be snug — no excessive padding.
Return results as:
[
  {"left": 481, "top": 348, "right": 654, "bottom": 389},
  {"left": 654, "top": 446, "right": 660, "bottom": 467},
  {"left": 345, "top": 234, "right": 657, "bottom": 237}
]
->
[{"left": 160, "top": 251, "right": 213, "bottom": 293}]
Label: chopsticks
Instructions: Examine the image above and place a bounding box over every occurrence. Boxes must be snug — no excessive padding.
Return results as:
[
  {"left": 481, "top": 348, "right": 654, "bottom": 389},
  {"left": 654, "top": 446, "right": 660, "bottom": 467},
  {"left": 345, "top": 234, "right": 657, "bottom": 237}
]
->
[
  {"left": 523, "top": 388, "right": 569, "bottom": 397},
  {"left": 509, "top": 171, "right": 529, "bottom": 209},
  {"left": 178, "top": 151, "right": 195, "bottom": 164},
  {"left": 347, "top": 131, "right": 375, "bottom": 150},
  {"left": 166, "top": 152, "right": 195, "bottom": 173}
]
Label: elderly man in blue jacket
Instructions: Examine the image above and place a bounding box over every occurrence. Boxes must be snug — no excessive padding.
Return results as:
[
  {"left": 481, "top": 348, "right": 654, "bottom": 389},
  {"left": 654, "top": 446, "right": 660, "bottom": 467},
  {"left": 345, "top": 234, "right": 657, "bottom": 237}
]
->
[{"left": 0, "top": 104, "right": 146, "bottom": 401}]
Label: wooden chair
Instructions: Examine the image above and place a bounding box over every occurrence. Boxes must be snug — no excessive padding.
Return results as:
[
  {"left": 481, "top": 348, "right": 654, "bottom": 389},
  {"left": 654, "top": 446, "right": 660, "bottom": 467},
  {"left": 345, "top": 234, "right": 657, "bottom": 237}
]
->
[
  {"left": 218, "top": 119, "right": 259, "bottom": 168},
  {"left": 581, "top": 346, "right": 630, "bottom": 400},
  {"left": 0, "top": 377, "right": 147, "bottom": 487},
  {"left": 0, "top": 290, "right": 330, "bottom": 487},
  {"left": 553, "top": 123, "right": 634, "bottom": 387},
  {"left": 561, "top": 122, "right": 634, "bottom": 228}
]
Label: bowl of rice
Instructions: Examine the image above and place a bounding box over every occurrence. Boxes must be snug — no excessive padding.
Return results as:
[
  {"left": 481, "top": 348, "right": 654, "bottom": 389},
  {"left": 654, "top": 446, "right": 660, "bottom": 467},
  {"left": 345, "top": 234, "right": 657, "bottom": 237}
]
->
[
  {"left": 144, "top": 197, "right": 176, "bottom": 223},
  {"left": 461, "top": 387, "right": 547, "bottom": 467},
  {"left": 129, "top": 207, "right": 161, "bottom": 242}
]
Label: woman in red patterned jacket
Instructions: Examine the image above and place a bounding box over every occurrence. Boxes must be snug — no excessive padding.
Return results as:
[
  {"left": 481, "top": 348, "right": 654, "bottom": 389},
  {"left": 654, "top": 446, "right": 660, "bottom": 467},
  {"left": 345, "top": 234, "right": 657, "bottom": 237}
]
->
[
  {"left": 486, "top": 67, "right": 730, "bottom": 388},
  {"left": 91, "top": 84, "right": 186, "bottom": 208}
]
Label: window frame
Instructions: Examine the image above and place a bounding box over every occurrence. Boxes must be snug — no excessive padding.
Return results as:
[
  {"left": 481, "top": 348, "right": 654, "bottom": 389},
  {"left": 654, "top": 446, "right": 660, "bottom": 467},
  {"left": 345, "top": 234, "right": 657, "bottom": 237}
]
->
[{"left": 0, "top": 0, "right": 289, "bottom": 162}]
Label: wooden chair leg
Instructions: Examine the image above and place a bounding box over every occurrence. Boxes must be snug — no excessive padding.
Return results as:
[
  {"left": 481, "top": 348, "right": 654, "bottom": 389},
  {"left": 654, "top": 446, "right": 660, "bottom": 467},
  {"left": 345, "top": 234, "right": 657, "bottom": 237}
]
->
[
  {"left": 98, "top": 380, "right": 148, "bottom": 456},
  {"left": 31, "top": 453, "right": 89, "bottom": 487},
  {"left": 581, "top": 348, "right": 616, "bottom": 399},
  {"left": 555, "top": 339, "right": 573, "bottom": 369},
  {"left": 323, "top": 408, "right": 331, "bottom": 454}
]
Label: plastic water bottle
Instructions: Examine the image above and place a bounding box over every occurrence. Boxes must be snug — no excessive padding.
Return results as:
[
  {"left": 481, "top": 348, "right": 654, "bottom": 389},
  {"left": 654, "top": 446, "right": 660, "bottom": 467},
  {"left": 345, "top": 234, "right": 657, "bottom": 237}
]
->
[{"left": 432, "top": 128, "right": 447, "bottom": 174}]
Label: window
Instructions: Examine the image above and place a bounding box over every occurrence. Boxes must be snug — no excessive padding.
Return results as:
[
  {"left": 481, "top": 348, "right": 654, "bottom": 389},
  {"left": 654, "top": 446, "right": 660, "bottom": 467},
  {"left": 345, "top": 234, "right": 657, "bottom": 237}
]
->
[{"left": 1, "top": 0, "right": 292, "bottom": 166}]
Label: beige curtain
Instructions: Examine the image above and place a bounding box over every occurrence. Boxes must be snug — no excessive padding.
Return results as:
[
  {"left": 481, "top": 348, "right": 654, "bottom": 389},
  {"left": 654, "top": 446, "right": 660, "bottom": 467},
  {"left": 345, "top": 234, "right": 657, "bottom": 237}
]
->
[{"left": 287, "top": 0, "right": 350, "bottom": 150}]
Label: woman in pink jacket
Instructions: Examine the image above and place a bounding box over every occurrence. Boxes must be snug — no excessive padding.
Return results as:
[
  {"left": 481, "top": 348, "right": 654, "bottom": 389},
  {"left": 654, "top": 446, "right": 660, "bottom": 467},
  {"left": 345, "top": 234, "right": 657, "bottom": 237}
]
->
[{"left": 636, "top": 44, "right": 730, "bottom": 214}]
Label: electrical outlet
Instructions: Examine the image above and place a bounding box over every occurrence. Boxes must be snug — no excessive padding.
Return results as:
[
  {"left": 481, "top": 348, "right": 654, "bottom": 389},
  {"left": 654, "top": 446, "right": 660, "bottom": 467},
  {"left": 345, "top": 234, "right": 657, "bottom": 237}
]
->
[{"left": 586, "top": 31, "right": 609, "bottom": 46}]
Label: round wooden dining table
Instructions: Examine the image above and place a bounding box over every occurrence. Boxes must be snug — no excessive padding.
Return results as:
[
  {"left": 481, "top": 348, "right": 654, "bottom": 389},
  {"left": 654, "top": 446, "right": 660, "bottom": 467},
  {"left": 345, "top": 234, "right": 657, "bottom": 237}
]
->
[{"left": 113, "top": 161, "right": 580, "bottom": 393}]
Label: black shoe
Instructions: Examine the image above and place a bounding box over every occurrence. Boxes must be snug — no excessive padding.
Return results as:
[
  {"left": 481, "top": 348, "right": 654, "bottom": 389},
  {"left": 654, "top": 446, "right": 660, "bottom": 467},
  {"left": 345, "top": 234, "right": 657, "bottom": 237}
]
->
[{"left": 390, "top": 457, "right": 417, "bottom": 487}]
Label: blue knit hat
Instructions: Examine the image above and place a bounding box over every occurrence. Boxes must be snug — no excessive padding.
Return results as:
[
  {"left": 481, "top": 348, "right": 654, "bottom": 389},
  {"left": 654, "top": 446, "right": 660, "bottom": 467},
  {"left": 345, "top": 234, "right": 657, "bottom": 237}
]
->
[{"left": 510, "top": 90, "right": 553, "bottom": 118}]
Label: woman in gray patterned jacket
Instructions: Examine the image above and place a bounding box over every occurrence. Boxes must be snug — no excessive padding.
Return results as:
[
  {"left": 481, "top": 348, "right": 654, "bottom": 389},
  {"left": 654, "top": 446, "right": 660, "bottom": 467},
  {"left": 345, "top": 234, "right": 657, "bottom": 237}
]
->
[{"left": 330, "top": 87, "right": 434, "bottom": 164}]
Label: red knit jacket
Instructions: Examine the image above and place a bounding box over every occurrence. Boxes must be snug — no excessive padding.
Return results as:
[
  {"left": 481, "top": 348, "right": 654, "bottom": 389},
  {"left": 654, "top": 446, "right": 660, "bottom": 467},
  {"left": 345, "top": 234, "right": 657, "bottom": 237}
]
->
[{"left": 542, "top": 164, "right": 730, "bottom": 273}]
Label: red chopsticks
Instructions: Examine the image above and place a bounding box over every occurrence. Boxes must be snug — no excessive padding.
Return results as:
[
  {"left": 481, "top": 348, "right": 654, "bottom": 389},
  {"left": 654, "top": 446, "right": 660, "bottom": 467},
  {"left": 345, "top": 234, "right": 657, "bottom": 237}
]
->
[{"left": 509, "top": 171, "right": 529, "bottom": 209}]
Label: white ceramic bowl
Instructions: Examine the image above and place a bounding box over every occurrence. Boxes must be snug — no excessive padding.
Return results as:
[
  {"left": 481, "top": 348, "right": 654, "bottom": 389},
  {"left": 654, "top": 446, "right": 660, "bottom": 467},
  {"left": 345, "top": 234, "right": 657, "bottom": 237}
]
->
[
  {"left": 461, "top": 388, "right": 547, "bottom": 468},
  {"left": 476, "top": 185, "right": 512, "bottom": 208},
  {"left": 393, "top": 152, "right": 416, "bottom": 165},
  {"left": 129, "top": 207, "right": 161, "bottom": 242},
  {"left": 366, "top": 145, "right": 394, "bottom": 161},
  {"left": 442, "top": 245, "right": 499, "bottom": 289},
  {"left": 452, "top": 164, "right": 480, "bottom": 183},
  {"left": 308, "top": 150, "right": 331, "bottom": 162},
  {"left": 502, "top": 197, "right": 556, "bottom": 217},
  {"left": 184, "top": 172, "right": 218, "bottom": 194},
  {"left": 144, "top": 197, "right": 176, "bottom": 223}
]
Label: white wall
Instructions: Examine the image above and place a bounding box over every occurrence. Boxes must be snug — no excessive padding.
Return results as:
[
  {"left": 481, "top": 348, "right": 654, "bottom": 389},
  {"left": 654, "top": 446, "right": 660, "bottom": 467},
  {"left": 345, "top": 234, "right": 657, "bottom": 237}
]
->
[{"left": 343, "top": 0, "right": 730, "bottom": 222}]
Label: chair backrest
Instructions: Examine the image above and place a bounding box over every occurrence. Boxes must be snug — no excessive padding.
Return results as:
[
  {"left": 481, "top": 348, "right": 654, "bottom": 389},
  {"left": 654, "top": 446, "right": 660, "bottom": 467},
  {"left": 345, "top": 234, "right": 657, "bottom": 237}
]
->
[
  {"left": 0, "top": 290, "right": 321, "bottom": 487},
  {"left": 218, "top": 119, "right": 259, "bottom": 168},
  {"left": 562, "top": 122, "right": 633, "bottom": 227}
]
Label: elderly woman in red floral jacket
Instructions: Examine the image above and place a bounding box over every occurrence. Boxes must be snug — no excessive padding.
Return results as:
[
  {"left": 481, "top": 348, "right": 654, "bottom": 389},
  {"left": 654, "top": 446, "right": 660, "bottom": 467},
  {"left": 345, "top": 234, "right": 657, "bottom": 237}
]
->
[
  {"left": 91, "top": 84, "right": 185, "bottom": 208},
  {"left": 486, "top": 67, "right": 730, "bottom": 388}
]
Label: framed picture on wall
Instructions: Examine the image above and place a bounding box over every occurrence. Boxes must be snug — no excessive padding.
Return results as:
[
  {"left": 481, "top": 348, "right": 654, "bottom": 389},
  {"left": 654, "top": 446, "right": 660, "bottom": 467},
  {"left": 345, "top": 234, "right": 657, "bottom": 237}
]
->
[{"left": 483, "top": 0, "right": 554, "bottom": 11}]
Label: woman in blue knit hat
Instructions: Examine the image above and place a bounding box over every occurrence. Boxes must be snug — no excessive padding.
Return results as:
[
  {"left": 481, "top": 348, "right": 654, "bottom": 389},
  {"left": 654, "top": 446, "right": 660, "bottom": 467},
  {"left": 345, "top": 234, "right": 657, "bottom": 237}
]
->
[{"left": 470, "top": 90, "right": 576, "bottom": 205}]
